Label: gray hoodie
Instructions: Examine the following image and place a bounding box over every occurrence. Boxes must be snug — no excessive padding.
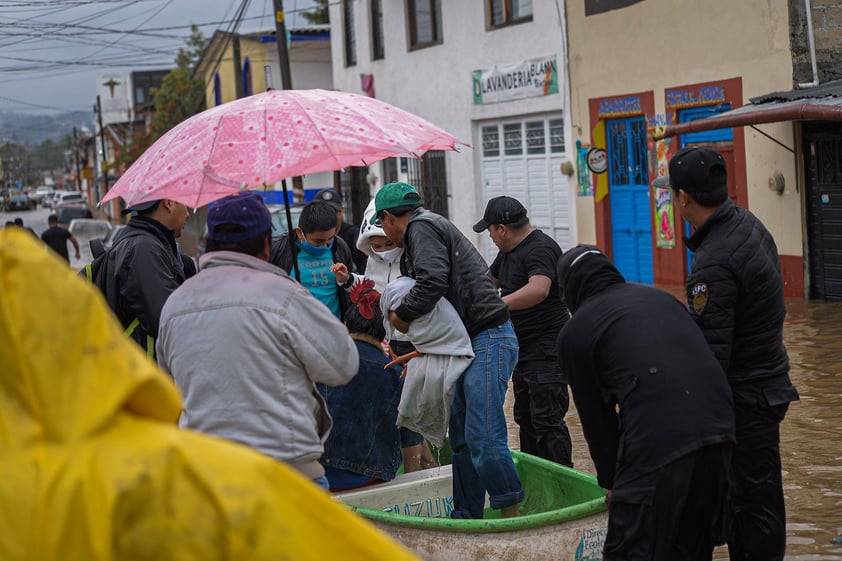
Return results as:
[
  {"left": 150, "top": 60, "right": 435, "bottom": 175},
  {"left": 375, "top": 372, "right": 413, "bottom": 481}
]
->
[{"left": 157, "top": 250, "right": 358, "bottom": 479}]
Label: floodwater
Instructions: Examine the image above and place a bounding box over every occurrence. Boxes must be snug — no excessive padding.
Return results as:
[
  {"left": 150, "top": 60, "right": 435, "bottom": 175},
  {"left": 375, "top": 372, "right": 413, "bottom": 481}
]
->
[{"left": 505, "top": 297, "right": 842, "bottom": 560}]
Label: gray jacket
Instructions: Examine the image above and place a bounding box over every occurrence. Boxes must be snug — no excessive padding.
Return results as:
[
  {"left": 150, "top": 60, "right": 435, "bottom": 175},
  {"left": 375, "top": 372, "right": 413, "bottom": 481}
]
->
[{"left": 156, "top": 250, "right": 358, "bottom": 479}]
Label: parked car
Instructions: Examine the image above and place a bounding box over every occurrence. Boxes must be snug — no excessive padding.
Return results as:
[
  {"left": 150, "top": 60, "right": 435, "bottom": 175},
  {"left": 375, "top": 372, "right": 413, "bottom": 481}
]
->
[
  {"left": 68, "top": 219, "right": 111, "bottom": 241},
  {"left": 55, "top": 203, "right": 93, "bottom": 225},
  {"left": 7, "top": 189, "right": 34, "bottom": 211},
  {"left": 101, "top": 224, "right": 127, "bottom": 249},
  {"left": 32, "top": 186, "right": 55, "bottom": 206},
  {"left": 51, "top": 191, "right": 85, "bottom": 210}
]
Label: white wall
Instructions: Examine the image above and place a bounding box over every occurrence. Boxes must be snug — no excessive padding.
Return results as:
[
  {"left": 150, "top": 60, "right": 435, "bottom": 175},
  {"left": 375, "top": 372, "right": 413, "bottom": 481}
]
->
[{"left": 329, "top": 0, "right": 571, "bottom": 244}]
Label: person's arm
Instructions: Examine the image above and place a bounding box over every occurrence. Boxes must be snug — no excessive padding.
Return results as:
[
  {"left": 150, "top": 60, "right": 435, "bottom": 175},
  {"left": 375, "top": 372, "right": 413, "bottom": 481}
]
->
[
  {"left": 502, "top": 274, "right": 551, "bottom": 310},
  {"left": 284, "top": 284, "right": 359, "bottom": 386},
  {"left": 559, "top": 326, "right": 619, "bottom": 490},
  {"left": 502, "top": 241, "right": 558, "bottom": 310},
  {"left": 68, "top": 233, "right": 81, "bottom": 260},
  {"left": 687, "top": 262, "right": 737, "bottom": 374},
  {"left": 121, "top": 245, "right": 181, "bottom": 339},
  {"left": 392, "top": 221, "right": 450, "bottom": 324}
]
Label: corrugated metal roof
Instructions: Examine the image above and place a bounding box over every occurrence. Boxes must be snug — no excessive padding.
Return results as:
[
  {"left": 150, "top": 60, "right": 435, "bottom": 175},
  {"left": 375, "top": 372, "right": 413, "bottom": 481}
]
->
[{"left": 751, "top": 79, "right": 842, "bottom": 103}]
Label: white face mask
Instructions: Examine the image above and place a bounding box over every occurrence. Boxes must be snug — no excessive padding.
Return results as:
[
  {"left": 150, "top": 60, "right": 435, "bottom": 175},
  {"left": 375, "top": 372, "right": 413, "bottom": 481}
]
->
[{"left": 372, "top": 246, "right": 402, "bottom": 262}]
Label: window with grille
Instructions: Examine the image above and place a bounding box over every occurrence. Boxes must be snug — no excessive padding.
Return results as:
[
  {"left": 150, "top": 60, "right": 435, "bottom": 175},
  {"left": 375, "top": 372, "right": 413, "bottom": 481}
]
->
[
  {"left": 407, "top": 151, "right": 449, "bottom": 218},
  {"left": 407, "top": 0, "right": 442, "bottom": 50},
  {"left": 482, "top": 119, "right": 563, "bottom": 159},
  {"left": 487, "top": 0, "right": 532, "bottom": 29},
  {"left": 344, "top": 0, "right": 357, "bottom": 66},
  {"left": 371, "top": 0, "right": 385, "bottom": 60}
]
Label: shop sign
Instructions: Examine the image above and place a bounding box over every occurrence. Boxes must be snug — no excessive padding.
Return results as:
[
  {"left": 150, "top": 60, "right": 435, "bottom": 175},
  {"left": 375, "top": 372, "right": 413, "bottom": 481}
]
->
[{"left": 472, "top": 56, "right": 558, "bottom": 105}]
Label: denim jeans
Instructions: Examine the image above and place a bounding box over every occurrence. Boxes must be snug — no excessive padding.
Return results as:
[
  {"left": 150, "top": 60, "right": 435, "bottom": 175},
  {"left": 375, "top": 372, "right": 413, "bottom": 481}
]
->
[{"left": 449, "top": 320, "right": 524, "bottom": 519}]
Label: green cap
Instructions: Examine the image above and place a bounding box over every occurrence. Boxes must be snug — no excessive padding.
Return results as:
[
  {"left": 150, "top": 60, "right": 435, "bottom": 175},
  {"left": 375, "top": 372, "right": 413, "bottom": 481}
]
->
[{"left": 370, "top": 182, "right": 422, "bottom": 224}]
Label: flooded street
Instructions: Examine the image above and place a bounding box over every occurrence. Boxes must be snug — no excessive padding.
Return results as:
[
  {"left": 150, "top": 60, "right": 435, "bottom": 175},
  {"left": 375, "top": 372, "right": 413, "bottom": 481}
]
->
[{"left": 506, "top": 296, "right": 842, "bottom": 560}]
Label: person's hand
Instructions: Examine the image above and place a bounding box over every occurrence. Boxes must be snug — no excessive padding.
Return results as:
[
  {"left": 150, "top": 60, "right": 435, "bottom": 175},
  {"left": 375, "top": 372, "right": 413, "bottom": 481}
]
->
[
  {"left": 388, "top": 310, "right": 410, "bottom": 333},
  {"left": 604, "top": 490, "right": 612, "bottom": 505},
  {"left": 75, "top": 251, "right": 81, "bottom": 260},
  {"left": 330, "top": 262, "right": 349, "bottom": 283}
]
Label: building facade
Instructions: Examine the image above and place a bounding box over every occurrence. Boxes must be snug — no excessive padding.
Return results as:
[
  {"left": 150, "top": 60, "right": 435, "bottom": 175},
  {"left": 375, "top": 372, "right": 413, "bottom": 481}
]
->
[
  {"left": 329, "top": 0, "right": 575, "bottom": 261},
  {"left": 568, "top": 0, "right": 842, "bottom": 300}
]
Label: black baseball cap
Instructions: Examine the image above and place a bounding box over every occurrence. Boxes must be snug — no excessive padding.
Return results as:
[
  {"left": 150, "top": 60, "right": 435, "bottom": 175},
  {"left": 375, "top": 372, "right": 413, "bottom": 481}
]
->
[
  {"left": 652, "top": 146, "right": 727, "bottom": 196},
  {"left": 121, "top": 199, "right": 160, "bottom": 215},
  {"left": 313, "top": 189, "right": 342, "bottom": 210},
  {"left": 472, "top": 196, "right": 528, "bottom": 233}
]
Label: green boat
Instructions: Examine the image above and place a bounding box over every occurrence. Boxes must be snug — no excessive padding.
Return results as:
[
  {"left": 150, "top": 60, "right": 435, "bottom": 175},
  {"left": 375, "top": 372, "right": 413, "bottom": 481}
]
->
[{"left": 336, "top": 451, "right": 608, "bottom": 561}]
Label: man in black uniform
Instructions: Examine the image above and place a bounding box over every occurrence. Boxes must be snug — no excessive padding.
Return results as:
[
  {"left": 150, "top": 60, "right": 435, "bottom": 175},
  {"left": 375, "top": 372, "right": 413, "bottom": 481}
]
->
[
  {"left": 557, "top": 245, "right": 735, "bottom": 561},
  {"left": 655, "top": 146, "right": 799, "bottom": 561},
  {"left": 473, "top": 196, "right": 572, "bottom": 467},
  {"left": 313, "top": 188, "right": 367, "bottom": 274}
]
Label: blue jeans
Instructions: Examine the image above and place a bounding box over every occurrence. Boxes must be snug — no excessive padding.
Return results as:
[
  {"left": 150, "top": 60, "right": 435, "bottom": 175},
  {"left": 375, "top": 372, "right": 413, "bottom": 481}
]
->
[{"left": 449, "top": 321, "right": 524, "bottom": 519}]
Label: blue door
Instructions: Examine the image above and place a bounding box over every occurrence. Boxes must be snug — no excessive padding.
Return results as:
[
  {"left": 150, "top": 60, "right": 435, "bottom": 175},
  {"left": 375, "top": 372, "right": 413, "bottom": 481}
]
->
[{"left": 607, "top": 117, "right": 652, "bottom": 283}]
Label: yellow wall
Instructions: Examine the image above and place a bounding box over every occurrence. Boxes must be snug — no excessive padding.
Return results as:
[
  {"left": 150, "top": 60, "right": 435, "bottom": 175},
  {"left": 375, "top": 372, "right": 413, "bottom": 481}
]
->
[
  {"left": 565, "top": 0, "right": 802, "bottom": 256},
  {"left": 198, "top": 37, "right": 274, "bottom": 108}
]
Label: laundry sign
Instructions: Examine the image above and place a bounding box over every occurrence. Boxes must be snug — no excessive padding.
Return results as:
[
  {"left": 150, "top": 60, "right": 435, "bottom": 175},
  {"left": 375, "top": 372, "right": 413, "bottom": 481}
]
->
[{"left": 472, "top": 56, "right": 558, "bottom": 105}]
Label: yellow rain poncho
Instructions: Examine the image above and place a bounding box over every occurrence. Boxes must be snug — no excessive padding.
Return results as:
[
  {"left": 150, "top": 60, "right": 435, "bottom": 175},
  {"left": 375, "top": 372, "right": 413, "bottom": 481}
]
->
[{"left": 0, "top": 229, "right": 420, "bottom": 561}]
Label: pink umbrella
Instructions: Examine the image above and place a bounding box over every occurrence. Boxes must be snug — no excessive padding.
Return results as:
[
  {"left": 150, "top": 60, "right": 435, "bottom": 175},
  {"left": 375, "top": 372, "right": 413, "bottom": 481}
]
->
[{"left": 100, "top": 89, "right": 466, "bottom": 209}]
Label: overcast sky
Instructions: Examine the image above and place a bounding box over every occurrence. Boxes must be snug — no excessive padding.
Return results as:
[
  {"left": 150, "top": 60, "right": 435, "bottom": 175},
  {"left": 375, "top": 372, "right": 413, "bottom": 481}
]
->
[{"left": 0, "top": 0, "right": 319, "bottom": 114}]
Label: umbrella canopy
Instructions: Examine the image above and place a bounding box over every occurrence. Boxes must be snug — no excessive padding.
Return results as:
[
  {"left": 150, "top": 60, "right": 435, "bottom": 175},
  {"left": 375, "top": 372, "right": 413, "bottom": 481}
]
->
[{"left": 100, "top": 89, "right": 466, "bottom": 208}]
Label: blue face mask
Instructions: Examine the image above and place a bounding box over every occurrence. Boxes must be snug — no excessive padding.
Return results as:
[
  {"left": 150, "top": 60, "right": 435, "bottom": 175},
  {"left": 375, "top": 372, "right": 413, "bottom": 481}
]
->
[{"left": 296, "top": 238, "right": 334, "bottom": 257}]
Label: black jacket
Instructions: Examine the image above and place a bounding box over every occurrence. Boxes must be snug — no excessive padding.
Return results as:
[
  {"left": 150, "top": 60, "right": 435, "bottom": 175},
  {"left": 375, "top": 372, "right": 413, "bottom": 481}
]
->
[
  {"left": 556, "top": 248, "right": 735, "bottom": 490},
  {"left": 396, "top": 208, "right": 509, "bottom": 337},
  {"left": 338, "top": 221, "right": 367, "bottom": 274},
  {"left": 269, "top": 232, "right": 354, "bottom": 318},
  {"left": 102, "top": 216, "right": 185, "bottom": 352},
  {"left": 685, "top": 200, "right": 796, "bottom": 392}
]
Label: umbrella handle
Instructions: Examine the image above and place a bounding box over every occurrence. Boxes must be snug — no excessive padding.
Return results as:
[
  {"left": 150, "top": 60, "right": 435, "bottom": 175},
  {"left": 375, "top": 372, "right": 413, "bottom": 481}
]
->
[{"left": 281, "top": 179, "right": 300, "bottom": 282}]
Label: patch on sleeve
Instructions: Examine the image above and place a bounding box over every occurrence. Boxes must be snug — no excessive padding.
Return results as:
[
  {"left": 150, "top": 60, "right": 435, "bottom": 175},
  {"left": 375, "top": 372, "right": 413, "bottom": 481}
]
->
[{"left": 690, "top": 282, "right": 708, "bottom": 315}]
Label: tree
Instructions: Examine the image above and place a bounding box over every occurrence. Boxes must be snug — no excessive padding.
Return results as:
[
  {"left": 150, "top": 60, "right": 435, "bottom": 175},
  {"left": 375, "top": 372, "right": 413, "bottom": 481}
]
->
[
  {"left": 120, "top": 25, "right": 207, "bottom": 169},
  {"left": 300, "top": 0, "right": 329, "bottom": 24},
  {"left": 151, "top": 25, "right": 207, "bottom": 138}
]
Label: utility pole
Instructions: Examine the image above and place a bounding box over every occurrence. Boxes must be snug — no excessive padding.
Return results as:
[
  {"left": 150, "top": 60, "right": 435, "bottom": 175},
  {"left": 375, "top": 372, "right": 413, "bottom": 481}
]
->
[
  {"left": 233, "top": 33, "right": 244, "bottom": 99},
  {"left": 272, "top": 0, "right": 293, "bottom": 91},
  {"left": 272, "top": 0, "right": 303, "bottom": 204},
  {"left": 73, "top": 127, "right": 83, "bottom": 192},
  {"left": 95, "top": 95, "right": 109, "bottom": 199}
]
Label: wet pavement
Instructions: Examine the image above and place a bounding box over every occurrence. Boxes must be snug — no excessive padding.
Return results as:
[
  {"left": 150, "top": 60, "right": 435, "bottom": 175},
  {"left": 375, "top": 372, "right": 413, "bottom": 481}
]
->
[{"left": 5, "top": 205, "right": 842, "bottom": 559}]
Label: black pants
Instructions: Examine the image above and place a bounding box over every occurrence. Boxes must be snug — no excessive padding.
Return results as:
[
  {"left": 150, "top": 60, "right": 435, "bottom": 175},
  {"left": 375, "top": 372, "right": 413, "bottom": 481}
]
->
[
  {"left": 604, "top": 443, "right": 734, "bottom": 561},
  {"left": 512, "top": 358, "right": 572, "bottom": 467},
  {"left": 728, "top": 395, "right": 791, "bottom": 561}
]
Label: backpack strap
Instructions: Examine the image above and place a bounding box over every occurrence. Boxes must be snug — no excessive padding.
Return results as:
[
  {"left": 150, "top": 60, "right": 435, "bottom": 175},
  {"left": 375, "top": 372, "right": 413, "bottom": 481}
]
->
[{"left": 124, "top": 318, "right": 155, "bottom": 359}]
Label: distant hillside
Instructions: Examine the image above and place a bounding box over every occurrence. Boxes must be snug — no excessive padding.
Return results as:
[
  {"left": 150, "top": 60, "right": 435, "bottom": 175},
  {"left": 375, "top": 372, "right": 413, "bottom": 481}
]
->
[{"left": 0, "top": 111, "right": 94, "bottom": 147}]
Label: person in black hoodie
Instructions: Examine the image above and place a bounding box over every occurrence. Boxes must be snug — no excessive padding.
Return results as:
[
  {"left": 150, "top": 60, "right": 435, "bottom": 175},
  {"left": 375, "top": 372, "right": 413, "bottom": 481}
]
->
[
  {"left": 556, "top": 245, "right": 735, "bottom": 561},
  {"left": 655, "top": 147, "right": 799, "bottom": 561}
]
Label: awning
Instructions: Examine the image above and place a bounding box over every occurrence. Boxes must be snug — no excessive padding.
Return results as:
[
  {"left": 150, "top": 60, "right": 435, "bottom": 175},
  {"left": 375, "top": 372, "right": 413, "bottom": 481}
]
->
[{"left": 654, "top": 79, "right": 842, "bottom": 140}]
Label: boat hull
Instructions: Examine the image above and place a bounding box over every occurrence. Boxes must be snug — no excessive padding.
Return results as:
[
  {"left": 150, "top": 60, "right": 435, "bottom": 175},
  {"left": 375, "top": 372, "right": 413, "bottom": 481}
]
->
[{"left": 337, "top": 451, "right": 608, "bottom": 561}]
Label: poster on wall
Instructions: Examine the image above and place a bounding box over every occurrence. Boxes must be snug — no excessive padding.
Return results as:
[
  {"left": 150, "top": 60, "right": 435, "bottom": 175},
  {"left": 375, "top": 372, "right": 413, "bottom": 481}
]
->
[
  {"left": 576, "top": 140, "right": 593, "bottom": 196},
  {"left": 472, "top": 56, "right": 558, "bottom": 105},
  {"left": 655, "top": 185, "right": 676, "bottom": 248}
]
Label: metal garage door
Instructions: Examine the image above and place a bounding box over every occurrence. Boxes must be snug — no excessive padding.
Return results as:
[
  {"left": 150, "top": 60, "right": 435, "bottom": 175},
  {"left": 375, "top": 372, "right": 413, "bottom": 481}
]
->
[{"left": 479, "top": 116, "right": 571, "bottom": 262}]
